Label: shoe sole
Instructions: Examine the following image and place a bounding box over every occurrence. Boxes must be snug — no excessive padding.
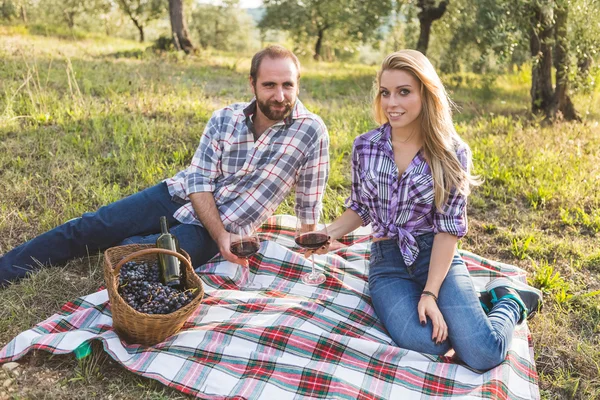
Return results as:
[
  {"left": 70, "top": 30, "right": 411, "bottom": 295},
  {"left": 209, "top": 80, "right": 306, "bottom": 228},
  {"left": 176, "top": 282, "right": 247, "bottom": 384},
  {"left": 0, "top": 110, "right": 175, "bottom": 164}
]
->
[{"left": 485, "top": 277, "right": 543, "bottom": 318}]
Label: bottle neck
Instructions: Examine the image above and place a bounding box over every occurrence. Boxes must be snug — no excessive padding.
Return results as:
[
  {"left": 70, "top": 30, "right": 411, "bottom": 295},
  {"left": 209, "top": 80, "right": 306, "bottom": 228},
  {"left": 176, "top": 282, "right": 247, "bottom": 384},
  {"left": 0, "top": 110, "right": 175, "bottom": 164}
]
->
[{"left": 160, "top": 216, "right": 169, "bottom": 234}]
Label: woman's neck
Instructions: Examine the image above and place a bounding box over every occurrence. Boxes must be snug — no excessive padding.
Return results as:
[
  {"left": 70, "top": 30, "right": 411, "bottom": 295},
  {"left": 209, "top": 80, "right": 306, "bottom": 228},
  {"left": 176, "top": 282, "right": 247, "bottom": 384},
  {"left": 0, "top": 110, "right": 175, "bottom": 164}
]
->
[
  {"left": 389, "top": 117, "right": 422, "bottom": 145},
  {"left": 390, "top": 126, "right": 422, "bottom": 147}
]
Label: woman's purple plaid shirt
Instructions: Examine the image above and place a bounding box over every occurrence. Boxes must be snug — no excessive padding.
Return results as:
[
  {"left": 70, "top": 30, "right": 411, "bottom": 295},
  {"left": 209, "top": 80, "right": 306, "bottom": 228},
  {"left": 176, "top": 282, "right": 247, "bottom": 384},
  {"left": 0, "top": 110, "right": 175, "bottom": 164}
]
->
[{"left": 346, "top": 123, "right": 470, "bottom": 267}]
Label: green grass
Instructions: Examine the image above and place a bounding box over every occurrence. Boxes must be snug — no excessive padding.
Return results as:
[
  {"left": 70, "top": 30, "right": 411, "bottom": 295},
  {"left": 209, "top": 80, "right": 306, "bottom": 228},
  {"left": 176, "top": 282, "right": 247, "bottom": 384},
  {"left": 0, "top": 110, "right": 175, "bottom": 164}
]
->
[{"left": 1, "top": 26, "right": 600, "bottom": 399}]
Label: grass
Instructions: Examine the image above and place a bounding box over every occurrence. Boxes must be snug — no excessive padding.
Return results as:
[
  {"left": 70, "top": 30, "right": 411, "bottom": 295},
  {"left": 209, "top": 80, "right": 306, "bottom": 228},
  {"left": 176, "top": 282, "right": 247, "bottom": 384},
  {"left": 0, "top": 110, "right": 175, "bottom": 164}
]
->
[{"left": 1, "top": 25, "right": 600, "bottom": 399}]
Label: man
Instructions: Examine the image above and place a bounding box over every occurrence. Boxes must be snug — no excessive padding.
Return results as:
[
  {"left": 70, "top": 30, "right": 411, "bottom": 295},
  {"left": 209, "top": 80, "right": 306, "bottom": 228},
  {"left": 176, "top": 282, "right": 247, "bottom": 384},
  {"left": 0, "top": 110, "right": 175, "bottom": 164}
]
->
[{"left": 0, "top": 45, "right": 330, "bottom": 286}]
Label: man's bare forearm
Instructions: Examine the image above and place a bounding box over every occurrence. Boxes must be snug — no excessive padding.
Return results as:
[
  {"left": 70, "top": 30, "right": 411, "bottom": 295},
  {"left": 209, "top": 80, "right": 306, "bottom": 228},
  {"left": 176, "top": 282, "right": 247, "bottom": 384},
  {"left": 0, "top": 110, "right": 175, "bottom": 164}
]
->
[
  {"left": 188, "top": 192, "right": 226, "bottom": 242},
  {"left": 188, "top": 192, "right": 248, "bottom": 266}
]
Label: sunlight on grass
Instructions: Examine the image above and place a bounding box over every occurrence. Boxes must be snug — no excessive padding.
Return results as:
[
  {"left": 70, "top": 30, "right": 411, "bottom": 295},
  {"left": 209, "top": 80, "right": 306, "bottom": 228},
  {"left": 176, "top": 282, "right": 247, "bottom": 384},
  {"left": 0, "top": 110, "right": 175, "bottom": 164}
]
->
[{"left": 1, "top": 31, "right": 600, "bottom": 399}]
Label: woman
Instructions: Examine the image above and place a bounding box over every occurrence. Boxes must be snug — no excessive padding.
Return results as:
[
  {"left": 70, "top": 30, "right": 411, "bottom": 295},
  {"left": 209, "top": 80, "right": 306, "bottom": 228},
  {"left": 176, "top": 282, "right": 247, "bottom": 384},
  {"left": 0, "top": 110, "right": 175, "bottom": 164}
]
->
[{"left": 314, "top": 50, "right": 542, "bottom": 371}]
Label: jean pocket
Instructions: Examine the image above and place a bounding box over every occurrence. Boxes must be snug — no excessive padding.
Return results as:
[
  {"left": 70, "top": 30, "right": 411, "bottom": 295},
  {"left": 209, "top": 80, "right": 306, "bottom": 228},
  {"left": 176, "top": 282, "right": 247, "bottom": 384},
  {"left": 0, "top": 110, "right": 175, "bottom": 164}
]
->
[{"left": 369, "top": 242, "right": 383, "bottom": 264}]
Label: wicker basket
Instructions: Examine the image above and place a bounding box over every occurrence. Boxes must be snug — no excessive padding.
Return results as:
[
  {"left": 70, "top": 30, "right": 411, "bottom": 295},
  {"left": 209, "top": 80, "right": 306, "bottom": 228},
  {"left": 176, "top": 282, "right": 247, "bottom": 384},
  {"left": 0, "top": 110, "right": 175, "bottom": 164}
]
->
[{"left": 104, "top": 244, "right": 204, "bottom": 346}]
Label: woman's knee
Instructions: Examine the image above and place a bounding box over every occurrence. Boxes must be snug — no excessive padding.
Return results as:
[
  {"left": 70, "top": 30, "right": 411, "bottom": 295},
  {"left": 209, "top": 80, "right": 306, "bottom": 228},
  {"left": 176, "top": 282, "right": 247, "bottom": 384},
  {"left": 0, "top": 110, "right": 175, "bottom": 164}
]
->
[{"left": 459, "top": 349, "right": 506, "bottom": 372}]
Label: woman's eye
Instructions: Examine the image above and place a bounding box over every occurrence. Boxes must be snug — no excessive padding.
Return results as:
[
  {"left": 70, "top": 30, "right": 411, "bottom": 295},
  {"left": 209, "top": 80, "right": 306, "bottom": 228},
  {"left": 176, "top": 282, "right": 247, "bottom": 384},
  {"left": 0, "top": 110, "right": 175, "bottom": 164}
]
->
[
  {"left": 380, "top": 90, "right": 389, "bottom": 97},
  {"left": 400, "top": 89, "right": 410, "bottom": 95}
]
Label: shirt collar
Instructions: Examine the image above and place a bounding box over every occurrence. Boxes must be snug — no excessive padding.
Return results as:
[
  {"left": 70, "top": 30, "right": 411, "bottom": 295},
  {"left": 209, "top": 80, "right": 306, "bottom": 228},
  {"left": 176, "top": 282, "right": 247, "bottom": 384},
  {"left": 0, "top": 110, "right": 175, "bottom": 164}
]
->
[{"left": 375, "top": 123, "right": 426, "bottom": 173}]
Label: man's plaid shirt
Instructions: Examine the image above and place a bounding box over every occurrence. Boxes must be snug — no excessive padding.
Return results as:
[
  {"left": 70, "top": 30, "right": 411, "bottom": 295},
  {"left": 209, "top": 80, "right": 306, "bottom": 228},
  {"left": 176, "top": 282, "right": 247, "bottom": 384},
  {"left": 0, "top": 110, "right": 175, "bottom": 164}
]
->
[{"left": 165, "top": 99, "right": 329, "bottom": 230}]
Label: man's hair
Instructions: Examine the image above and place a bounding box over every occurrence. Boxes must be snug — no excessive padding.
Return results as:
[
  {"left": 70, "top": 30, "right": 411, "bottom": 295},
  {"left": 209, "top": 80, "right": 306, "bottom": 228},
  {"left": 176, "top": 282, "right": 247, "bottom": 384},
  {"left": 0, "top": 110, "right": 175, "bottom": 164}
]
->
[{"left": 250, "top": 45, "right": 301, "bottom": 82}]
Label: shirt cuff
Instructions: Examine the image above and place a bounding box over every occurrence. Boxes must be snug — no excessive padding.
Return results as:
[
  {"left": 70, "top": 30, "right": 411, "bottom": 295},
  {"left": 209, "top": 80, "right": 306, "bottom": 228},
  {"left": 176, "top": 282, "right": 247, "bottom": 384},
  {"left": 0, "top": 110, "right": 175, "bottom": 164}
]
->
[
  {"left": 185, "top": 173, "right": 215, "bottom": 196},
  {"left": 346, "top": 200, "right": 371, "bottom": 227},
  {"left": 433, "top": 214, "right": 468, "bottom": 238}
]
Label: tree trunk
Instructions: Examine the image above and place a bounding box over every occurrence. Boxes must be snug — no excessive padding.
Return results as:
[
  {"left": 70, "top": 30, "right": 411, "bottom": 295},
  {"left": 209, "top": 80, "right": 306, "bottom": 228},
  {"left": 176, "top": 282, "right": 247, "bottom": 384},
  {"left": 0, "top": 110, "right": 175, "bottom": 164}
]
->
[
  {"left": 20, "top": 4, "right": 27, "bottom": 23},
  {"left": 416, "top": 18, "right": 433, "bottom": 55},
  {"left": 314, "top": 28, "right": 325, "bottom": 61},
  {"left": 168, "top": 0, "right": 195, "bottom": 54},
  {"left": 1, "top": 1, "right": 9, "bottom": 20},
  {"left": 553, "top": 3, "right": 580, "bottom": 121},
  {"left": 65, "top": 11, "right": 75, "bottom": 29},
  {"left": 132, "top": 18, "right": 144, "bottom": 42},
  {"left": 529, "top": 4, "right": 554, "bottom": 119},
  {"left": 416, "top": 0, "right": 448, "bottom": 55}
]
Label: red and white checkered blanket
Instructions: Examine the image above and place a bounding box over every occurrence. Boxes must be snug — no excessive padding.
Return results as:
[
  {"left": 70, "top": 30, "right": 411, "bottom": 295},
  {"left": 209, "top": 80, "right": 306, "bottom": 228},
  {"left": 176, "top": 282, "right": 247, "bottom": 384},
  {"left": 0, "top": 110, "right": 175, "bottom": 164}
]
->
[{"left": 0, "top": 215, "right": 540, "bottom": 399}]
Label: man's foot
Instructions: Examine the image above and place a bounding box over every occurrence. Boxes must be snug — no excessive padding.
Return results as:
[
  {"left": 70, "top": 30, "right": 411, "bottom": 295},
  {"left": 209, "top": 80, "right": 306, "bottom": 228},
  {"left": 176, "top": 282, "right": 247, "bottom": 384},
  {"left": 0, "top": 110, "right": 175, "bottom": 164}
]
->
[{"left": 485, "top": 277, "right": 543, "bottom": 323}]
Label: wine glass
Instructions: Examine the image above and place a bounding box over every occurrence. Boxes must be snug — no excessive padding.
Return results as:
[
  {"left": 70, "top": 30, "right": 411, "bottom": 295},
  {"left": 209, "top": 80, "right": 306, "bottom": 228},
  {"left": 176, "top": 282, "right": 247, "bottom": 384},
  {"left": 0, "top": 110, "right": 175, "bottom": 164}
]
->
[
  {"left": 229, "top": 223, "right": 260, "bottom": 260},
  {"left": 294, "top": 211, "right": 328, "bottom": 286}
]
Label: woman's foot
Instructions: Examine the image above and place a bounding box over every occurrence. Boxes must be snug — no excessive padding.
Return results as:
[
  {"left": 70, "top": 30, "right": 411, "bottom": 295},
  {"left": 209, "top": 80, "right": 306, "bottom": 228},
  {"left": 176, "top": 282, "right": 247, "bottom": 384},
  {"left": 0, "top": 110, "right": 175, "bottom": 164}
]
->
[{"left": 485, "top": 278, "right": 543, "bottom": 323}]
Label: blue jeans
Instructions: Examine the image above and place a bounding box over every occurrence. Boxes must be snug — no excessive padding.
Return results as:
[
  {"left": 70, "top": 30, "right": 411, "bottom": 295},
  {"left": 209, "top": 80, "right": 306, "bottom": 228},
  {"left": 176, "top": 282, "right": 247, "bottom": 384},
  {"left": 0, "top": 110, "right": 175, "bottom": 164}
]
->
[
  {"left": 0, "top": 182, "right": 219, "bottom": 285},
  {"left": 369, "top": 234, "right": 521, "bottom": 372}
]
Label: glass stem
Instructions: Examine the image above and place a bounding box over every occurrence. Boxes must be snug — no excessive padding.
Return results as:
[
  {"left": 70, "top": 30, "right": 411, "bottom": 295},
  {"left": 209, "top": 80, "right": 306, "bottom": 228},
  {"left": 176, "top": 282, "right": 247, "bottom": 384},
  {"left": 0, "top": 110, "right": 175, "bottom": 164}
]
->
[{"left": 311, "top": 253, "right": 316, "bottom": 276}]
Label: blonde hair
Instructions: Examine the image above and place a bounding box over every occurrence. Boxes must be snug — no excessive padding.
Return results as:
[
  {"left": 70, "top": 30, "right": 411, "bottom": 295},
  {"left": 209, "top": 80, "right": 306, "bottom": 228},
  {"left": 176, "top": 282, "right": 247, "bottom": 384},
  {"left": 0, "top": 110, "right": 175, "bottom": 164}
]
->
[{"left": 373, "top": 49, "right": 480, "bottom": 211}]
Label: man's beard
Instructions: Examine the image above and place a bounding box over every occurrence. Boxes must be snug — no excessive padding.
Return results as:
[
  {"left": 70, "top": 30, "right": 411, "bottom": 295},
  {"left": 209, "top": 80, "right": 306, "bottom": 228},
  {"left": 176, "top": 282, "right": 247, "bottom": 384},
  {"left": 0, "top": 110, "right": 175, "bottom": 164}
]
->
[{"left": 256, "top": 98, "right": 293, "bottom": 121}]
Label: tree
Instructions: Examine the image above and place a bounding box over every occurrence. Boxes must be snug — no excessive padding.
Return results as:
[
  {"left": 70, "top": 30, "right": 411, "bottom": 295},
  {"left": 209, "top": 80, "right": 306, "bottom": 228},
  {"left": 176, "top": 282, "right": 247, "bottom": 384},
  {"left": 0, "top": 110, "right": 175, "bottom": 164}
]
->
[
  {"left": 191, "top": 0, "right": 256, "bottom": 51},
  {"left": 529, "top": 1, "right": 579, "bottom": 121},
  {"left": 459, "top": 0, "right": 599, "bottom": 122},
  {"left": 416, "top": 0, "right": 448, "bottom": 55},
  {"left": 36, "top": 0, "right": 109, "bottom": 29},
  {"left": 1, "top": 0, "right": 16, "bottom": 20},
  {"left": 1, "top": 0, "right": 29, "bottom": 22},
  {"left": 260, "top": 0, "right": 392, "bottom": 61},
  {"left": 168, "top": 0, "right": 195, "bottom": 53},
  {"left": 115, "top": 0, "right": 166, "bottom": 42}
]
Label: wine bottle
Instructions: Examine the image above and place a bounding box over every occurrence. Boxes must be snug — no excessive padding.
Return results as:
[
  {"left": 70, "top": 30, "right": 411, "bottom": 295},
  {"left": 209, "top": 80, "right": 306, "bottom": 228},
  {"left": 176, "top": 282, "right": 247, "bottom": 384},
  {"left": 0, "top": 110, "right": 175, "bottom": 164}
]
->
[{"left": 156, "top": 216, "right": 181, "bottom": 287}]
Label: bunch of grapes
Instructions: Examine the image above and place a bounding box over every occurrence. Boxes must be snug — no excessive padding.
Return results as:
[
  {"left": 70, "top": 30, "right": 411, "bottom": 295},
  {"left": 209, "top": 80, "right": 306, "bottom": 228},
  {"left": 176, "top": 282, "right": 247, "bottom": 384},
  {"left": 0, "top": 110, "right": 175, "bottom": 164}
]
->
[{"left": 117, "top": 261, "right": 197, "bottom": 314}]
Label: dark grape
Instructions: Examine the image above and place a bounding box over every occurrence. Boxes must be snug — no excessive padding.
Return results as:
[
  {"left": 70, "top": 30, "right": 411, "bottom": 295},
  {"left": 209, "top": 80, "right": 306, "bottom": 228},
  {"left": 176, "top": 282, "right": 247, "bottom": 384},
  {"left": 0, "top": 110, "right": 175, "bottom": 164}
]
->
[{"left": 117, "top": 260, "right": 198, "bottom": 315}]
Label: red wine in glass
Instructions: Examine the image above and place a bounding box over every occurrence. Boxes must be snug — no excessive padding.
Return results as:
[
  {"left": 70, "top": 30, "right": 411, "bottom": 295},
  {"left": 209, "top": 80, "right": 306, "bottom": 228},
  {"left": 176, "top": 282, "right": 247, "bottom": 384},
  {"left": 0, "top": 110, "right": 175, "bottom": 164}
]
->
[
  {"left": 294, "top": 213, "right": 328, "bottom": 286},
  {"left": 230, "top": 238, "right": 260, "bottom": 258},
  {"left": 294, "top": 232, "right": 329, "bottom": 250}
]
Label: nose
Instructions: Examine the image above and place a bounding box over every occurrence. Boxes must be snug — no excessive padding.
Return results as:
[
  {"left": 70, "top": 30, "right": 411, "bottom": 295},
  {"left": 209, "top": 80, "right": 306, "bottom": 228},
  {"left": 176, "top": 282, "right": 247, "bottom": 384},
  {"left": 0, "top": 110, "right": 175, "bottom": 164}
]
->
[
  {"left": 273, "top": 87, "right": 285, "bottom": 102},
  {"left": 388, "top": 93, "right": 400, "bottom": 107}
]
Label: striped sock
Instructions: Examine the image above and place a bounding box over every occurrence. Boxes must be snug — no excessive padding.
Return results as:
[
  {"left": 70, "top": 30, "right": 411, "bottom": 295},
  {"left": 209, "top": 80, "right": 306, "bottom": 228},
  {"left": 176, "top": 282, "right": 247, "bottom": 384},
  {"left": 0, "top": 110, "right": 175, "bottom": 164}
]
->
[{"left": 488, "top": 298, "right": 521, "bottom": 341}]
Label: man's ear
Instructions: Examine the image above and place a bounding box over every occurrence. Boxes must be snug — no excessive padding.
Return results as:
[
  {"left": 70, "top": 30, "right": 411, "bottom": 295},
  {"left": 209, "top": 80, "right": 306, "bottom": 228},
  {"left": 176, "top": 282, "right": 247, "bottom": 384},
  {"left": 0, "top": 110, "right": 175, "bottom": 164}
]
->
[{"left": 249, "top": 76, "right": 256, "bottom": 95}]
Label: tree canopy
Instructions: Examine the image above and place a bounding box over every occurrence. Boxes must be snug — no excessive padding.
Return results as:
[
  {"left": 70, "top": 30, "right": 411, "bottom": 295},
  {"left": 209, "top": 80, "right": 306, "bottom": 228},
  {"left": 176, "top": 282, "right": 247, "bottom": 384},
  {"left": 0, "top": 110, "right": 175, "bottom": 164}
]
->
[{"left": 259, "top": 0, "right": 392, "bottom": 60}]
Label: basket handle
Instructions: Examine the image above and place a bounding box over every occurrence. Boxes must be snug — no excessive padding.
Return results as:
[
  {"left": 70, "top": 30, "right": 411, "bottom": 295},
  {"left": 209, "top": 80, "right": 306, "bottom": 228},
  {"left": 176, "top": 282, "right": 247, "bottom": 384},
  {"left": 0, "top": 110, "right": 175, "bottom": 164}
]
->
[{"left": 112, "top": 248, "right": 193, "bottom": 277}]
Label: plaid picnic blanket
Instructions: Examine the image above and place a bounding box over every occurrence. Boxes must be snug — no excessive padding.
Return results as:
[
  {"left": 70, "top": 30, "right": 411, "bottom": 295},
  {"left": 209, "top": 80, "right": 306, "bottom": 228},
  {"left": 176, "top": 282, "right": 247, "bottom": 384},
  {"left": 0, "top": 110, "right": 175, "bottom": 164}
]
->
[{"left": 0, "top": 215, "right": 540, "bottom": 399}]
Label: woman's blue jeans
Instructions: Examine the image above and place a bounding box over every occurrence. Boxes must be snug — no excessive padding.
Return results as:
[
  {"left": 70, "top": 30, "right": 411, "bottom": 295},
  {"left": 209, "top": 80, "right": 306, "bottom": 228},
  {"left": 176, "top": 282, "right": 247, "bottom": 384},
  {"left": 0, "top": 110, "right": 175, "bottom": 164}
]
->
[
  {"left": 369, "top": 234, "right": 520, "bottom": 372},
  {"left": 0, "top": 182, "right": 219, "bottom": 285}
]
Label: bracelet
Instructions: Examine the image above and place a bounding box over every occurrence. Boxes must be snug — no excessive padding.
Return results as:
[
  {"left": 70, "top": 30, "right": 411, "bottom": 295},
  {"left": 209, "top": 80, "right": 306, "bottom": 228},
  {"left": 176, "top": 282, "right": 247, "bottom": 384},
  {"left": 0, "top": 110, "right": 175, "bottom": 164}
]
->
[{"left": 421, "top": 291, "right": 438, "bottom": 302}]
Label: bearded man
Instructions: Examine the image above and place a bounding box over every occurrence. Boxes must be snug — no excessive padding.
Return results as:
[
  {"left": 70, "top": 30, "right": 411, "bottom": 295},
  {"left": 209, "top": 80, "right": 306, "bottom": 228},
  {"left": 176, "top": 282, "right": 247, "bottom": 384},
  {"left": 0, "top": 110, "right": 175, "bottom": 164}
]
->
[{"left": 0, "top": 45, "right": 330, "bottom": 285}]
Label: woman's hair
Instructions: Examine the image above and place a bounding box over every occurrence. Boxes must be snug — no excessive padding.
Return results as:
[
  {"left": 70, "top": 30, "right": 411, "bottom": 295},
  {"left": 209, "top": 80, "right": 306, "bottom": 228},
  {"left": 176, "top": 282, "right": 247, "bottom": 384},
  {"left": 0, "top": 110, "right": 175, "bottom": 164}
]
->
[{"left": 373, "top": 49, "right": 480, "bottom": 210}]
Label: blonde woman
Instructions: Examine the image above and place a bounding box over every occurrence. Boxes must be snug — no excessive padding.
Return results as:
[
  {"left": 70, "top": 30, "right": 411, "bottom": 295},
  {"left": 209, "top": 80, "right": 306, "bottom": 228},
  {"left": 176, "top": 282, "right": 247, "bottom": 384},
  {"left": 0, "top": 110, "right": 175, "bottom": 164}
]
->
[{"left": 314, "top": 50, "right": 542, "bottom": 371}]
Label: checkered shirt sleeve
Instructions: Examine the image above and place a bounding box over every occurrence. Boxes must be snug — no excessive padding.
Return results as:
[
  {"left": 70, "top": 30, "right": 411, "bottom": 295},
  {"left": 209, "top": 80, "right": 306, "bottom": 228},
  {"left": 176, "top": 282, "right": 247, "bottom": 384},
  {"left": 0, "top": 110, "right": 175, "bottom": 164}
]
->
[{"left": 432, "top": 145, "right": 470, "bottom": 238}]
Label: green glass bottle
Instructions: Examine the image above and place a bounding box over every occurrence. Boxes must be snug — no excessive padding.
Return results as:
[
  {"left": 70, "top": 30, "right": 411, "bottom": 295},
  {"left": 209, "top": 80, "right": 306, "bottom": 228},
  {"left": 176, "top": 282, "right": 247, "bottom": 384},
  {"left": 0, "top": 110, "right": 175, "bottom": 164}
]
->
[{"left": 156, "top": 216, "right": 181, "bottom": 287}]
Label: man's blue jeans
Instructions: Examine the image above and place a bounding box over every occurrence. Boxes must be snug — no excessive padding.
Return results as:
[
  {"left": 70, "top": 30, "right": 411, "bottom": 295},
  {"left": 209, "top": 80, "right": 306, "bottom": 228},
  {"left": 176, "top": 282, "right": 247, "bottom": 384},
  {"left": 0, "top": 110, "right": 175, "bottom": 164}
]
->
[
  {"left": 0, "top": 183, "right": 219, "bottom": 285},
  {"left": 368, "top": 234, "right": 521, "bottom": 372}
]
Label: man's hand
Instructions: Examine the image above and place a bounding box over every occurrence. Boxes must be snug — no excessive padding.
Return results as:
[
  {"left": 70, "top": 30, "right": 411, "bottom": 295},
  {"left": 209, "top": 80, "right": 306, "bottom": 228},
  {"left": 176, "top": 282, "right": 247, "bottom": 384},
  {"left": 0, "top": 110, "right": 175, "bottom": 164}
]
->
[{"left": 216, "top": 231, "right": 249, "bottom": 267}]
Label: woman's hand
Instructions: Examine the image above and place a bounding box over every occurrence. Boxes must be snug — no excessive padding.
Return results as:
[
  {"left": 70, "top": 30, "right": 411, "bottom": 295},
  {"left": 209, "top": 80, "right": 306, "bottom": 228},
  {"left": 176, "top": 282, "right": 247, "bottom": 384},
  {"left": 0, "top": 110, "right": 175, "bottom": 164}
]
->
[
  {"left": 418, "top": 294, "right": 447, "bottom": 345},
  {"left": 303, "top": 233, "right": 331, "bottom": 257}
]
